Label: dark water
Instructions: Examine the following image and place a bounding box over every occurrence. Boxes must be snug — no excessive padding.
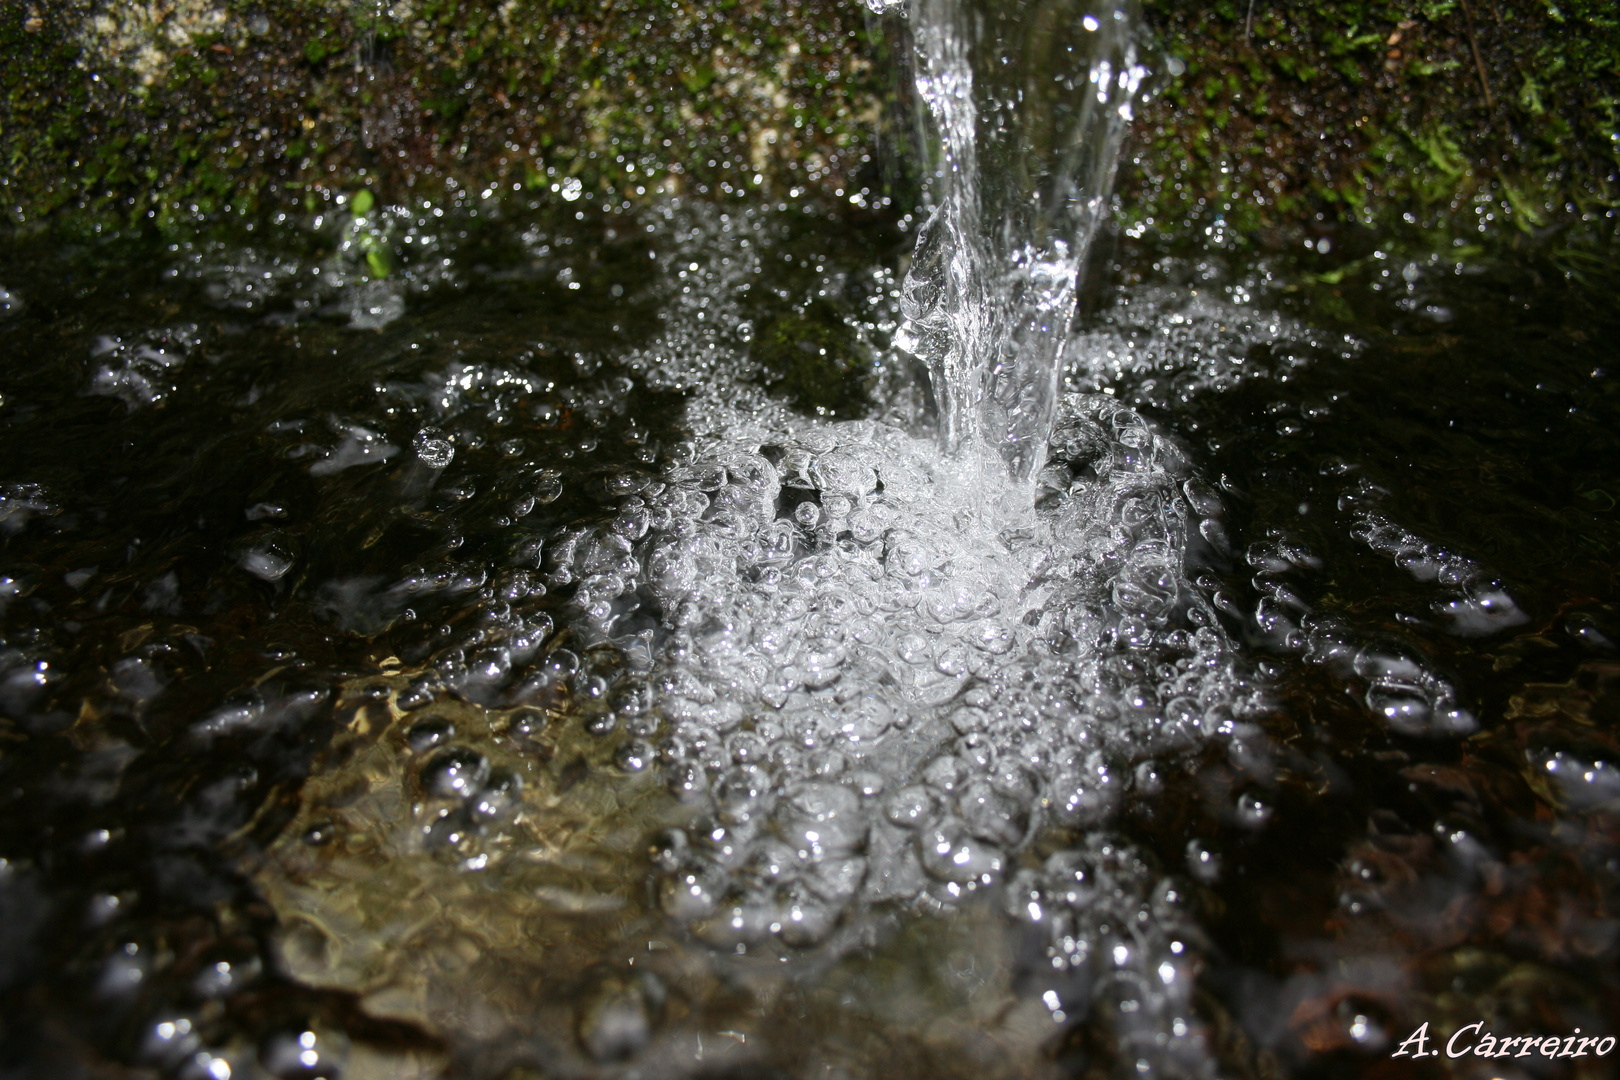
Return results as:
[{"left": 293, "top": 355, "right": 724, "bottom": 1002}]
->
[
  {"left": 1072, "top": 232, "right": 1620, "bottom": 1078},
  {"left": 1, "top": 202, "right": 1616, "bottom": 1080}
]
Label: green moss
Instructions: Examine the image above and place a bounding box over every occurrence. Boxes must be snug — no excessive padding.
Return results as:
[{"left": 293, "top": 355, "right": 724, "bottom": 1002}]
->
[
  {"left": 1, "top": 0, "right": 1614, "bottom": 249},
  {"left": 752, "top": 303, "right": 875, "bottom": 419},
  {"left": 0, "top": 0, "right": 902, "bottom": 236},
  {"left": 1124, "top": 0, "right": 1620, "bottom": 245}
]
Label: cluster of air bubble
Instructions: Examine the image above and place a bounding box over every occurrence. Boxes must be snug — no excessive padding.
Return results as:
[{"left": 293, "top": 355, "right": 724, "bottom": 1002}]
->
[
  {"left": 1226, "top": 461, "right": 1529, "bottom": 739},
  {"left": 1238, "top": 524, "right": 1480, "bottom": 739},
  {"left": 568, "top": 393, "right": 1249, "bottom": 913},
  {"left": 1059, "top": 257, "right": 1516, "bottom": 745},
  {"left": 1006, "top": 837, "right": 1211, "bottom": 1076},
  {"left": 514, "top": 379, "right": 1253, "bottom": 1075},
  {"left": 613, "top": 203, "right": 777, "bottom": 397},
  {"left": 1346, "top": 505, "right": 1528, "bottom": 637},
  {"left": 605, "top": 199, "right": 918, "bottom": 427},
  {"left": 0, "top": 481, "right": 59, "bottom": 538},
  {"left": 398, "top": 4, "right": 1256, "bottom": 1071},
  {"left": 54, "top": 9, "right": 1261, "bottom": 1068},
  {"left": 174, "top": 198, "right": 465, "bottom": 330},
  {"left": 86, "top": 324, "right": 203, "bottom": 409},
  {"left": 1063, "top": 265, "right": 1361, "bottom": 411}
]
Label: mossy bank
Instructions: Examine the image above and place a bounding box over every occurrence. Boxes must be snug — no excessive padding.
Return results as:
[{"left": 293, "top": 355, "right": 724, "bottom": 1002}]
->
[
  {"left": 2, "top": 0, "right": 1617, "bottom": 244},
  {"left": 2, "top": 0, "right": 903, "bottom": 233},
  {"left": 1126, "top": 0, "right": 1620, "bottom": 247}
]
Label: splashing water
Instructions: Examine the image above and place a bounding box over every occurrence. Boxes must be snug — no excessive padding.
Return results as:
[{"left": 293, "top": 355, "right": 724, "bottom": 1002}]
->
[
  {"left": 52, "top": 4, "right": 1261, "bottom": 1075},
  {"left": 3, "top": 36, "right": 1613, "bottom": 1066},
  {"left": 276, "top": 3, "right": 1234, "bottom": 1071},
  {"left": 895, "top": 0, "right": 1144, "bottom": 489},
  {"left": 480, "top": 5, "right": 1242, "bottom": 1071},
  {"left": 236, "top": 3, "right": 1246, "bottom": 1067}
]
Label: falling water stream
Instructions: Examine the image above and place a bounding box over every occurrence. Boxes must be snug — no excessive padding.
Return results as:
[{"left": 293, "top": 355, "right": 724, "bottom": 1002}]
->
[
  {"left": 892, "top": 0, "right": 1140, "bottom": 488},
  {"left": 2, "top": 3, "right": 1619, "bottom": 1080}
]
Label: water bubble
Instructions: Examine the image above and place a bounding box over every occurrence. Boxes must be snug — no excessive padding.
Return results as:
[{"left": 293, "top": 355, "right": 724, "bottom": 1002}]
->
[
  {"left": 808, "top": 748, "right": 847, "bottom": 778},
  {"left": 660, "top": 864, "right": 723, "bottom": 920},
  {"left": 191, "top": 953, "right": 262, "bottom": 999},
  {"left": 918, "top": 817, "right": 1004, "bottom": 884},
  {"left": 777, "top": 886, "right": 839, "bottom": 946},
  {"left": 240, "top": 543, "right": 295, "bottom": 582},
  {"left": 469, "top": 768, "right": 523, "bottom": 820},
  {"left": 405, "top": 718, "right": 454, "bottom": 752},
  {"left": 1185, "top": 840, "right": 1220, "bottom": 884},
  {"left": 141, "top": 1015, "right": 202, "bottom": 1067},
  {"left": 1538, "top": 750, "right": 1620, "bottom": 811},
  {"left": 178, "top": 1050, "right": 238, "bottom": 1080},
  {"left": 1367, "top": 689, "right": 1431, "bottom": 734},
  {"left": 846, "top": 770, "right": 886, "bottom": 797},
  {"left": 1133, "top": 761, "right": 1163, "bottom": 796},
  {"left": 419, "top": 747, "right": 491, "bottom": 799},
  {"left": 575, "top": 967, "right": 666, "bottom": 1061},
  {"left": 1234, "top": 790, "right": 1273, "bottom": 828},
  {"left": 259, "top": 1025, "right": 348, "bottom": 1080},
  {"left": 780, "top": 781, "right": 865, "bottom": 857},
  {"left": 309, "top": 424, "right": 397, "bottom": 476},
  {"left": 666, "top": 761, "right": 708, "bottom": 802},
  {"left": 957, "top": 780, "right": 1027, "bottom": 846},
  {"left": 302, "top": 822, "right": 337, "bottom": 846},
  {"left": 1439, "top": 588, "right": 1528, "bottom": 636},
  {"left": 190, "top": 693, "right": 266, "bottom": 741},
  {"left": 414, "top": 432, "right": 455, "bottom": 468},
  {"left": 616, "top": 739, "right": 655, "bottom": 773},
  {"left": 884, "top": 785, "right": 938, "bottom": 828},
  {"left": 397, "top": 676, "right": 442, "bottom": 711}
]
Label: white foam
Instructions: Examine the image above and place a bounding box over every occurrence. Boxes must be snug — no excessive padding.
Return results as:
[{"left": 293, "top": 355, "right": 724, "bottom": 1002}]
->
[{"left": 518, "top": 374, "right": 1250, "bottom": 1072}]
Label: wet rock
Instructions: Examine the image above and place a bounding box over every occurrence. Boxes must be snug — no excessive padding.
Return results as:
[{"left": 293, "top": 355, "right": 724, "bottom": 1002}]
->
[
  {"left": 7, "top": 1, "right": 1614, "bottom": 244},
  {"left": 752, "top": 304, "right": 875, "bottom": 418},
  {"left": 3, "top": 0, "right": 897, "bottom": 231}
]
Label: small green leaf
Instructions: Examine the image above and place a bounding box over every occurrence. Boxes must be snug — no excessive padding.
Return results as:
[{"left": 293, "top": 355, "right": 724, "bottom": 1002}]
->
[
  {"left": 351, "top": 189, "right": 375, "bottom": 217},
  {"left": 365, "top": 247, "right": 391, "bottom": 279}
]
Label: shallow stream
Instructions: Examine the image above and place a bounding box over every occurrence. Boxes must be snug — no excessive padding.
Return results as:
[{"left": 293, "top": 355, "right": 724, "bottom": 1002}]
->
[{"left": 3, "top": 7, "right": 1620, "bottom": 1080}]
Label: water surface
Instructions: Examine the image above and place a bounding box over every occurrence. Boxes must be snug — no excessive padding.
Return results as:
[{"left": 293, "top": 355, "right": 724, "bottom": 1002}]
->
[{"left": 1, "top": 197, "right": 1617, "bottom": 1080}]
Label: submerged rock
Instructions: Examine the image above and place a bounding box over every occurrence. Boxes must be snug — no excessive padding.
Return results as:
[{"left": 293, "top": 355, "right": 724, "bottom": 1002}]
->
[{"left": 751, "top": 303, "right": 876, "bottom": 418}]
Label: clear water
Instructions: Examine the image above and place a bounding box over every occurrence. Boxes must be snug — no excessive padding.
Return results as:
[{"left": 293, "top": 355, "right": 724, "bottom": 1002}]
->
[
  {"left": 895, "top": 0, "right": 1142, "bottom": 486},
  {"left": 3, "top": 7, "right": 1620, "bottom": 1080}
]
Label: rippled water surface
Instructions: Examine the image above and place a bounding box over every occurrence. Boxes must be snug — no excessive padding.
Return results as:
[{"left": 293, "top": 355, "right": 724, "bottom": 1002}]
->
[{"left": 1, "top": 199, "right": 1618, "bottom": 1080}]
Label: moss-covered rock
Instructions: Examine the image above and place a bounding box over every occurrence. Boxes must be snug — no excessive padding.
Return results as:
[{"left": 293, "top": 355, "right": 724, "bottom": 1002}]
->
[
  {"left": 1125, "top": 0, "right": 1620, "bottom": 243},
  {"left": 2, "top": 0, "right": 1616, "bottom": 244},
  {"left": 751, "top": 301, "right": 875, "bottom": 417},
  {"left": 2, "top": 0, "right": 902, "bottom": 232}
]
